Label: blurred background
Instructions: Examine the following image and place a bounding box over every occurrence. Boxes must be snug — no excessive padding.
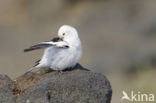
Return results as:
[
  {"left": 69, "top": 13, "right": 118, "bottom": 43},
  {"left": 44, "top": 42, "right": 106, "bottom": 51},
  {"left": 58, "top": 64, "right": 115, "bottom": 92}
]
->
[{"left": 0, "top": 0, "right": 156, "bottom": 102}]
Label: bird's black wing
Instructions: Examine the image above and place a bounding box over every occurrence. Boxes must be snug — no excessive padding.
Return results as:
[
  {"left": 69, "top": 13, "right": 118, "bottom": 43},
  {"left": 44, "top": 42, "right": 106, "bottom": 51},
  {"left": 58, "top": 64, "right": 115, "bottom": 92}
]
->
[
  {"left": 24, "top": 37, "right": 65, "bottom": 52},
  {"left": 24, "top": 43, "right": 53, "bottom": 52}
]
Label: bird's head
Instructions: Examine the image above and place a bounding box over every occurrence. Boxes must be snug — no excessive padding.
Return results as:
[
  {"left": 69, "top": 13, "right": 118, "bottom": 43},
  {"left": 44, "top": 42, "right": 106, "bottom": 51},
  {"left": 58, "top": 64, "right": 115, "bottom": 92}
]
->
[{"left": 58, "top": 25, "right": 79, "bottom": 41}]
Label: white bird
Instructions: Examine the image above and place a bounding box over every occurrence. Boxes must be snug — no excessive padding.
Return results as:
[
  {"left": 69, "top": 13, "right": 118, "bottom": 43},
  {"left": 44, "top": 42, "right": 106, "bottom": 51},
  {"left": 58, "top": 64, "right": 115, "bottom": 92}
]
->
[{"left": 24, "top": 25, "right": 82, "bottom": 72}]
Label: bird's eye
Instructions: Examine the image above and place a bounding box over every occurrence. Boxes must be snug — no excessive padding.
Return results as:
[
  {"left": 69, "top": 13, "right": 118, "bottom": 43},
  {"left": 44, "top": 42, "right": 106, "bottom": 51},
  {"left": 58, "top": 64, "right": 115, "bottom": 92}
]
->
[{"left": 63, "top": 33, "right": 65, "bottom": 36}]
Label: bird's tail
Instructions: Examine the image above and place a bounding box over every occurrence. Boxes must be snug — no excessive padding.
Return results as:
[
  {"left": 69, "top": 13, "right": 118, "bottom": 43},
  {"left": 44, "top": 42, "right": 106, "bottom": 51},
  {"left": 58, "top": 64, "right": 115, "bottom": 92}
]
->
[{"left": 25, "top": 67, "right": 37, "bottom": 74}]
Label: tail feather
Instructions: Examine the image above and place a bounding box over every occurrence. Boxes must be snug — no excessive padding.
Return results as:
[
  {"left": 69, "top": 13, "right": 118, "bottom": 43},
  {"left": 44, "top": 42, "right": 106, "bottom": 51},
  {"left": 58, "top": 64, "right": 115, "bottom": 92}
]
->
[
  {"left": 25, "top": 60, "right": 41, "bottom": 73},
  {"left": 27, "top": 67, "right": 36, "bottom": 72},
  {"left": 25, "top": 67, "right": 37, "bottom": 74}
]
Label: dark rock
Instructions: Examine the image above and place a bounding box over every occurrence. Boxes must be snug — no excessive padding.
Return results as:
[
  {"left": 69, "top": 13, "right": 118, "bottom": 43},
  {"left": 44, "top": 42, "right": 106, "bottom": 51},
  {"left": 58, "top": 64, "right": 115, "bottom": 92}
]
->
[
  {"left": 0, "top": 74, "right": 16, "bottom": 103},
  {"left": 0, "top": 64, "right": 112, "bottom": 103}
]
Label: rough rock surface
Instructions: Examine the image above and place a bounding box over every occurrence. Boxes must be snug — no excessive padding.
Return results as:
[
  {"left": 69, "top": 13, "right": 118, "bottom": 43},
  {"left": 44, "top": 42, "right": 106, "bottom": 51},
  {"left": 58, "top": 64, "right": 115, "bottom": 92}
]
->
[
  {"left": 0, "top": 64, "right": 112, "bottom": 103},
  {"left": 0, "top": 75, "right": 16, "bottom": 103}
]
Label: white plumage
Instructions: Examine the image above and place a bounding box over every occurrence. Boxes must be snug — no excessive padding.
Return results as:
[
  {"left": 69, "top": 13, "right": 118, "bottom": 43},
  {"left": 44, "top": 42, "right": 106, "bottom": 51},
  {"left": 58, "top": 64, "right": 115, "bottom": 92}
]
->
[{"left": 24, "top": 25, "right": 82, "bottom": 72}]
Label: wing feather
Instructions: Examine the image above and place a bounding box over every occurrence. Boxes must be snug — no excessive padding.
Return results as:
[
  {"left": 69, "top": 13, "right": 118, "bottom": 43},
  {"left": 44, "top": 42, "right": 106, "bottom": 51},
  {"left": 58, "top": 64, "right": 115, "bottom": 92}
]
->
[
  {"left": 24, "top": 37, "right": 68, "bottom": 52},
  {"left": 24, "top": 43, "right": 53, "bottom": 52}
]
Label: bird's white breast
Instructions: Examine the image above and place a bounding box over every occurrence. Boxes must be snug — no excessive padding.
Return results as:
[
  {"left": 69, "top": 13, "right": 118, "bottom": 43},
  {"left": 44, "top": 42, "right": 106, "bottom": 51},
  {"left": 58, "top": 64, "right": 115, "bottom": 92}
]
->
[{"left": 40, "top": 40, "right": 82, "bottom": 70}]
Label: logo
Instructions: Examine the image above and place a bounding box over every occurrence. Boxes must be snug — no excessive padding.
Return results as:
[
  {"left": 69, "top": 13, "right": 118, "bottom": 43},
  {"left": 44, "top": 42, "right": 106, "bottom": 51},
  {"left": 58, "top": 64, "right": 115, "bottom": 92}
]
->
[{"left": 121, "top": 90, "right": 155, "bottom": 102}]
